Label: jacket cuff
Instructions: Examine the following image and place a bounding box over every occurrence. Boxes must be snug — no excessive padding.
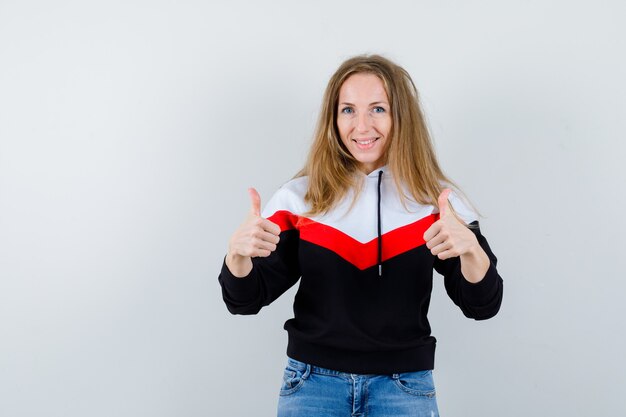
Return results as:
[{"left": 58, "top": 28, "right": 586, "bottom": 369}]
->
[
  {"left": 219, "top": 257, "right": 259, "bottom": 297},
  {"left": 460, "top": 261, "right": 500, "bottom": 306}
]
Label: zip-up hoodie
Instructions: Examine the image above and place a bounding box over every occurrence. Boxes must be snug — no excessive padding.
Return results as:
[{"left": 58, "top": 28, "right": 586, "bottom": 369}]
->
[{"left": 218, "top": 166, "right": 503, "bottom": 374}]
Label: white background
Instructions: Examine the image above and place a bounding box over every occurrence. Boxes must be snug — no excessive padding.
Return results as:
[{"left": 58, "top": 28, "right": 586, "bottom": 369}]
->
[{"left": 1, "top": 1, "right": 624, "bottom": 416}]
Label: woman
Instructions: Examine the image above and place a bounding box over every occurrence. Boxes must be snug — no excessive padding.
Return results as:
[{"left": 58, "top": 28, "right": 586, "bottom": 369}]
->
[{"left": 219, "top": 55, "right": 503, "bottom": 416}]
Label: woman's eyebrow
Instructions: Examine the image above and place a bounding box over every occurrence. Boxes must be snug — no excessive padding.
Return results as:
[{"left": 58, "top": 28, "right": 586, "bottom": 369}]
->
[{"left": 338, "top": 101, "right": 389, "bottom": 106}]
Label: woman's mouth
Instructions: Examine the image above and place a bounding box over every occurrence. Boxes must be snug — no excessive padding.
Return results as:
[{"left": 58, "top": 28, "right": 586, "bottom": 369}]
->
[{"left": 352, "top": 137, "right": 379, "bottom": 150}]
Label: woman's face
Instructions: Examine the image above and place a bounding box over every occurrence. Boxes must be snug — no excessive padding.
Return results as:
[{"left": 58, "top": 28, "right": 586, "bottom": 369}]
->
[{"left": 336, "top": 73, "right": 392, "bottom": 174}]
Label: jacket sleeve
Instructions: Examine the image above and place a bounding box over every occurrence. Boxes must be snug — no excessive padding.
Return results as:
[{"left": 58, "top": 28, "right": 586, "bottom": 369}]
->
[
  {"left": 218, "top": 188, "right": 302, "bottom": 315},
  {"left": 433, "top": 220, "right": 504, "bottom": 320}
]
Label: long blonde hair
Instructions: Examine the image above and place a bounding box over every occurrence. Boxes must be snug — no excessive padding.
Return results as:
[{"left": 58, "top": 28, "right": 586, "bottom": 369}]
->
[{"left": 297, "top": 54, "right": 474, "bottom": 222}]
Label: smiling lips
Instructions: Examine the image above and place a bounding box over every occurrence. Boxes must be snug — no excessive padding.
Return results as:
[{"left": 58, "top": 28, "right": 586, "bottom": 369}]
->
[{"left": 352, "top": 137, "right": 379, "bottom": 150}]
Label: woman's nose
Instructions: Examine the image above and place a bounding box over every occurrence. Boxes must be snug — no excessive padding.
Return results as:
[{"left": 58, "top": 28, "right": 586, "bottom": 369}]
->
[{"left": 356, "top": 113, "right": 372, "bottom": 132}]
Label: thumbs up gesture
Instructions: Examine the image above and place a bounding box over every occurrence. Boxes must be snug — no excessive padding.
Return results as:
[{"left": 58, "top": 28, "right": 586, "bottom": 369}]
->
[
  {"left": 226, "top": 188, "right": 281, "bottom": 277},
  {"left": 423, "top": 189, "right": 479, "bottom": 260}
]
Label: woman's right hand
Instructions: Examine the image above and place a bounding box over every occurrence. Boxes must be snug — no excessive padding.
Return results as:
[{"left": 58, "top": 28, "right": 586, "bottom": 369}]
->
[{"left": 225, "top": 187, "right": 281, "bottom": 277}]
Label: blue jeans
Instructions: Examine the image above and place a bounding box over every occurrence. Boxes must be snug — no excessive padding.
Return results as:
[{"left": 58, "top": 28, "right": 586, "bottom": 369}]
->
[{"left": 277, "top": 357, "right": 440, "bottom": 417}]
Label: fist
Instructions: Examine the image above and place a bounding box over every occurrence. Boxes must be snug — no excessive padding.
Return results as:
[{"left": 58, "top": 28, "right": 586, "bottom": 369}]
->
[
  {"left": 228, "top": 187, "right": 281, "bottom": 259},
  {"left": 423, "top": 189, "right": 478, "bottom": 260}
]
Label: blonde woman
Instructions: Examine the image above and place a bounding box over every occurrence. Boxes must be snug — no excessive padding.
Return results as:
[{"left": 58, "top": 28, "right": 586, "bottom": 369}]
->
[{"left": 219, "top": 55, "right": 503, "bottom": 417}]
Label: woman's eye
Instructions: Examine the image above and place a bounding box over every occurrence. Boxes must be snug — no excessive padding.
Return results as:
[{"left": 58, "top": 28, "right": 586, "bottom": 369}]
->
[
  {"left": 341, "top": 107, "right": 354, "bottom": 114},
  {"left": 373, "top": 106, "right": 386, "bottom": 113}
]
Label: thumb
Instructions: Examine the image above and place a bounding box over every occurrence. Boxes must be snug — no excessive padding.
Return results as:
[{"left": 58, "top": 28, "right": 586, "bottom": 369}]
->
[
  {"left": 437, "top": 188, "right": 452, "bottom": 218},
  {"left": 248, "top": 187, "right": 261, "bottom": 216}
]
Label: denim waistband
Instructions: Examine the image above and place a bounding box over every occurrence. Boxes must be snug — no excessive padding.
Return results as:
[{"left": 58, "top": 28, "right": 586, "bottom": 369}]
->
[{"left": 288, "top": 357, "right": 364, "bottom": 377}]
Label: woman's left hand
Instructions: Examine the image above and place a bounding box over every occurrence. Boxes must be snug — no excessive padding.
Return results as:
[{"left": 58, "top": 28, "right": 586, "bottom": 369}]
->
[
  {"left": 423, "top": 189, "right": 479, "bottom": 259},
  {"left": 423, "top": 189, "right": 490, "bottom": 283}
]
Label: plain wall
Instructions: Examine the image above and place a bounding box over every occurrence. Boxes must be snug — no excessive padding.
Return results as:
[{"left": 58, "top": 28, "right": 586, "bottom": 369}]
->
[{"left": 1, "top": 1, "right": 624, "bottom": 416}]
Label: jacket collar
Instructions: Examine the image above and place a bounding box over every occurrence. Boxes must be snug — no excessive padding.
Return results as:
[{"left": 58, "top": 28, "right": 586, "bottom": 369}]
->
[{"left": 364, "top": 165, "right": 389, "bottom": 178}]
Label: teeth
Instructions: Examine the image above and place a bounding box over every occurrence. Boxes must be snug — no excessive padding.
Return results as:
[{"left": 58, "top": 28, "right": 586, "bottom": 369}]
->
[{"left": 355, "top": 138, "right": 377, "bottom": 144}]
